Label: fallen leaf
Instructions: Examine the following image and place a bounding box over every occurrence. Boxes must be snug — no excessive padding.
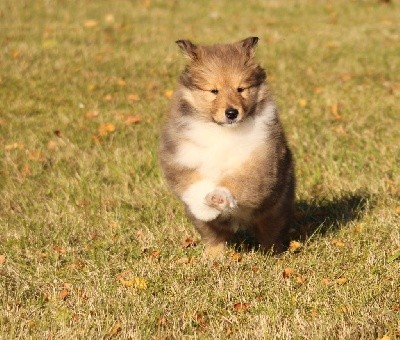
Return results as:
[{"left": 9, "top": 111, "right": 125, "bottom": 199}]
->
[
  {"left": 335, "top": 277, "right": 347, "bottom": 285},
  {"left": 119, "top": 276, "right": 147, "bottom": 289},
  {"left": 106, "top": 322, "right": 122, "bottom": 338},
  {"left": 0, "top": 255, "right": 6, "bottom": 265},
  {"left": 296, "top": 275, "right": 307, "bottom": 285},
  {"left": 85, "top": 111, "right": 99, "bottom": 119},
  {"left": 68, "top": 261, "right": 85, "bottom": 270},
  {"left": 123, "top": 115, "right": 141, "bottom": 125},
  {"left": 289, "top": 240, "right": 302, "bottom": 253},
  {"left": 105, "top": 14, "right": 115, "bottom": 23},
  {"left": 330, "top": 103, "right": 342, "bottom": 120},
  {"left": 116, "top": 78, "right": 126, "bottom": 87},
  {"left": 233, "top": 302, "right": 250, "bottom": 312},
  {"left": 228, "top": 251, "right": 242, "bottom": 262},
  {"left": 84, "top": 20, "right": 98, "bottom": 28},
  {"left": 28, "top": 149, "right": 45, "bottom": 161},
  {"left": 283, "top": 267, "right": 294, "bottom": 279},
  {"left": 59, "top": 288, "right": 69, "bottom": 300},
  {"left": 353, "top": 224, "right": 364, "bottom": 233},
  {"left": 164, "top": 90, "right": 174, "bottom": 98},
  {"left": 395, "top": 206, "right": 400, "bottom": 214},
  {"left": 158, "top": 317, "right": 167, "bottom": 327},
  {"left": 331, "top": 239, "right": 345, "bottom": 247},
  {"left": 313, "top": 87, "right": 324, "bottom": 94},
  {"left": 339, "top": 73, "right": 353, "bottom": 82},
  {"left": 103, "top": 94, "right": 113, "bottom": 102},
  {"left": 127, "top": 93, "right": 140, "bottom": 102},
  {"left": 298, "top": 98, "right": 307, "bottom": 107},
  {"left": 98, "top": 123, "right": 116, "bottom": 136},
  {"left": 150, "top": 250, "right": 160, "bottom": 258},
  {"left": 194, "top": 312, "right": 209, "bottom": 328},
  {"left": 53, "top": 245, "right": 66, "bottom": 254},
  {"left": 176, "top": 256, "right": 196, "bottom": 265},
  {"left": 21, "top": 164, "right": 31, "bottom": 177},
  {"left": 12, "top": 49, "right": 21, "bottom": 59},
  {"left": 181, "top": 236, "right": 197, "bottom": 248},
  {"left": 321, "top": 278, "right": 331, "bottom": 285}
]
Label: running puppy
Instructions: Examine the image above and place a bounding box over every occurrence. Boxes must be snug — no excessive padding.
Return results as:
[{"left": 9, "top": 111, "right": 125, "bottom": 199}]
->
[{"left": 159, "top": 37, "right": 295, "bottom": 258}]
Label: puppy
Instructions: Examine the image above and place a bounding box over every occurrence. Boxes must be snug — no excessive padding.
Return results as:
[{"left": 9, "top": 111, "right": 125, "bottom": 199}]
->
[{"left": 159, "top": 37, "right": 295, "bottom": 258}]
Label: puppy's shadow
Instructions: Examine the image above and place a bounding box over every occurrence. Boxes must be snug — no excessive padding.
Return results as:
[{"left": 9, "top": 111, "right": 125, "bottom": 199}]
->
[
  {"left": 232, "top": 190, "right": 373, "bottom": 252},
  {"left": 292, "top": 191, "right": 373, "bottom": 241}
]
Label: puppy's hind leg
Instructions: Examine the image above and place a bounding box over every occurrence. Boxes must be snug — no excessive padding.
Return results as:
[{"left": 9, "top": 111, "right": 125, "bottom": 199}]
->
[{"left": 192, "top": 218, "right": 234, "bottom": 260}]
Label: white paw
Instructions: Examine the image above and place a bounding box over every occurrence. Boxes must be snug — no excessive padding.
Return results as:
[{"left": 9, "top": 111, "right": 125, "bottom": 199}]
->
[
  {"left": 205, "top": 187, "right": 237, "bottom": 211},
  {"left": 181, "top": 180, "right": 221, "bottom": 221}
]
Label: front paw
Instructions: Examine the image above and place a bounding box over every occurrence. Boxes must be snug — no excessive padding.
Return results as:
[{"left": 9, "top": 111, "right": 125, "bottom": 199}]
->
[{"left": 205, "top": 187, "right": 237, "bottom": 211}]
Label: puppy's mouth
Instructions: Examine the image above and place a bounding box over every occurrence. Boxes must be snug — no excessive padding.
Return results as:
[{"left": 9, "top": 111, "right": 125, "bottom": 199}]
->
[{"left": 212, "top": 116, "right": 244, "bottom": 126}]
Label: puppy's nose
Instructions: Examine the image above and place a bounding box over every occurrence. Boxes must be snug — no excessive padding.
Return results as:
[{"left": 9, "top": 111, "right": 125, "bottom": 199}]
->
[{"left": 225, "top": 108, "right": 239, "bottom": 120}]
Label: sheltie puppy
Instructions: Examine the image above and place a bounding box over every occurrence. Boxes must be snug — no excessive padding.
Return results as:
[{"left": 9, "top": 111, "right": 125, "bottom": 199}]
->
[{"left": 159, "top": 37, "right": 295, "bottom": 258}]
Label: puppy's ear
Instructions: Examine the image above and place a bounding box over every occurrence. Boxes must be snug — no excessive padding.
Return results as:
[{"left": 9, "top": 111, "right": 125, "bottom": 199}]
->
[
  {"left": 238, "top": 37, "right": 259, "bottom": 58},
  {"left": 176, "top": 40, "right": 198, "bottom": 60}
]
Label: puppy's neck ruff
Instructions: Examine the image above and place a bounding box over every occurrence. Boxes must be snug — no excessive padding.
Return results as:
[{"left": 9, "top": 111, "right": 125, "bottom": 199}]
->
[{"left": 175, "top": 103, "right": 277, "bottom": 180}]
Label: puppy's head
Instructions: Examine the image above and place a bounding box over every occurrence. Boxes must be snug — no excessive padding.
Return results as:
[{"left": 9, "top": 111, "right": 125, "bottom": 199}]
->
[{"left": 176, "top": 37, "right": 267, "bottom": 126}]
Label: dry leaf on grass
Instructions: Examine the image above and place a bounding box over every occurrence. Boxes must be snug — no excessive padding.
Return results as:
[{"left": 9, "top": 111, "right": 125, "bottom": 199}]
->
[
  {"left": 0, "top": 255, "right": 6, "bottom": 265},
  {"left": 127, "top": 94, "right": 140, "bottom": 102},
  {"left": 119, "top": 276, "right": 148, "bottom": 289},
  {"left": 282, "top": 267, "right": 294, "bottom": 279},
  {"left": 150, "top": 250, "right": 160, "bottom": 258},
  {"left": 296, "top": 276, "right": 307, "bottom": 285},
  {"left": 116, "top": 78, "right": 126, "bottom": 87},
  {"left": 194, "top": 312, "right": 209, "bottom": 328},
  {"left": 85, "top": 111, "right": 99, "bottom": 119},
  {"left": 164, "top": 90, "right": 174, "bottom": 98},
  {"left": 22, "top": 164, "right": 31, "bottom": 177},
  {"left": 289, "top": 240, "right": 302, "bottom": 253},
  {"left": 103, "top": 94, "right": 113, "bottom": 102},
  {"left": 84, "top": 20, "right": 98, "bottom": 28},
  {"left": 298, "top": 98, "right": 307, "bottom": 107},
  {"left": 335, "top": 277, "right": 347, "bottom": 285},
  {"left": 123, "top": 115, "right": 141, "bottom": 125},
  {"left": 228, "top": 251, "right": 242, "bottom": 262},
  {"left": 330, "top": 103, "right": 342, "bottom": 120},
  {"left": 233, "top": 302, "right": 250, "bottom": 312},
  {"left": 98, "top": 123, "right": 116, "bottom": 136},
  {"left": 331, "top": 239, "right": 345, "bottom": 247},
  {"left": 181, "top": 236, "right": 197, "bottom": 248},
  {"left": 59, "top": 288, "right": 69, "bottom": 300}
]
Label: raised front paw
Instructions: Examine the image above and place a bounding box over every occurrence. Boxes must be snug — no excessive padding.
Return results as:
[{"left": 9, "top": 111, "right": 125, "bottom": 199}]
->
[{"left": 205, "top": 187, "right": 237, "bottom": 211}]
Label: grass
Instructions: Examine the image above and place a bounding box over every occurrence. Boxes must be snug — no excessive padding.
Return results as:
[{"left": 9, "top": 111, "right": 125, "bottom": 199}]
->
[{"left": 1, "top": 0, "right": 399, "bottom": 338}]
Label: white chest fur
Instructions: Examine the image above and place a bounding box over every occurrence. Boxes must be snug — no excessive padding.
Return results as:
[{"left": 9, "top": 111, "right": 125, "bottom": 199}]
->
[{"left": 176, "top": 104, "right": 276, "bottom": 181}]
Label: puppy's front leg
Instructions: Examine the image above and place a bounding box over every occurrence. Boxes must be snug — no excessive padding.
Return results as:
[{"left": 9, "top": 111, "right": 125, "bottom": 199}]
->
[{"left": 181, "top": 180, "right": 223, "bottom": 222}]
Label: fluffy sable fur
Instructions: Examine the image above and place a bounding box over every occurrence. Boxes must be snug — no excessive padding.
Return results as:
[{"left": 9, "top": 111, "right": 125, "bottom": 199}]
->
[{"left": 159, "top": 37, "right": 295, "bottom": 258}]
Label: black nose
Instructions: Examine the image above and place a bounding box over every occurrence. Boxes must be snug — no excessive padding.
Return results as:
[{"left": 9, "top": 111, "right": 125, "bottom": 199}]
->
[{"left": 225, "top": 108, "right": 239, "bottom": 120}]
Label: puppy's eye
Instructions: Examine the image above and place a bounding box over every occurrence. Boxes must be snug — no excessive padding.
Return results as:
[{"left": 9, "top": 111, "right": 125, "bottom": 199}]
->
[
  {"left": 211, "top": 89, "right": 219, "bottom": 94},
  {"left": 237, "top": 87, "right": 244, "bottom": 93}
]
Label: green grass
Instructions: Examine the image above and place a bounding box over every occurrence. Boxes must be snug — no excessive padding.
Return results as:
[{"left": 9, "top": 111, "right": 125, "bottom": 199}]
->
[{"left": 1, "top": 0, "right": 399, "bottom": 338}]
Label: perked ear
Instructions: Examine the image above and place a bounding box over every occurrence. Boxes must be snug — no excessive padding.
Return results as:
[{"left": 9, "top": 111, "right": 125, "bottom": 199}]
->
[
  {"left": 238, "top": 36, "right": 259, "bottom": 57},
  {"left": 176, "top": 40, "right": 198, "bottom": 60}
]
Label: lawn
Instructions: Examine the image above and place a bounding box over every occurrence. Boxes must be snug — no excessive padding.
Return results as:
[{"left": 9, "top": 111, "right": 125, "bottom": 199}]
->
[{"left": 0, "top": 0, "right": 399, "bottom": 338}]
